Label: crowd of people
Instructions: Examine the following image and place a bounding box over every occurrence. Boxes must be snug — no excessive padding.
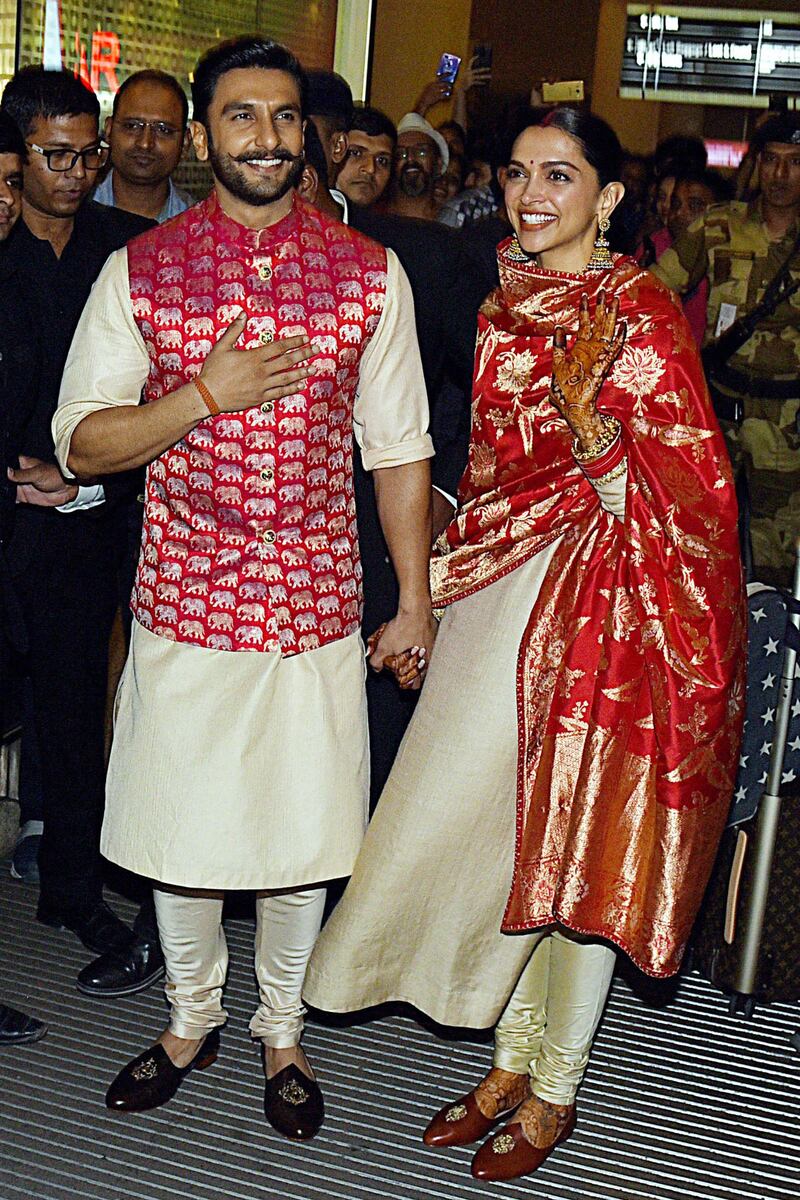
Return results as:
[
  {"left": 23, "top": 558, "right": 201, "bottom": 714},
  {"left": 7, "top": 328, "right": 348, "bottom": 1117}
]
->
[{"left": 0, "top": 31, "right": 798, "bottom": 1185}]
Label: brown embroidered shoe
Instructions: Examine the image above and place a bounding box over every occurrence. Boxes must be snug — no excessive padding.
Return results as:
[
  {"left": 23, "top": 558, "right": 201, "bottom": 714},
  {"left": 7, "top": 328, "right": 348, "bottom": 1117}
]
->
[
  {"left": 105, "top": 1028, "right": 220, "bottom": 1112},
  {"left": 470, "top": 1097, "right": 576, "bottom": 1181},
  {"left": 422, "top": 1068, "right": 530, "bottom": 1148},
  {"left": 263, "top": 1062, "right": 324, "bottom": 1140}
]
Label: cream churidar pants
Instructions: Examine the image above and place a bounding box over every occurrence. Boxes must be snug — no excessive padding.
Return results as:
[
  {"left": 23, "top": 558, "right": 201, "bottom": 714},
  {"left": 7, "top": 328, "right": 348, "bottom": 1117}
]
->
[
  {"left": 493, "top": 929, "right": 617, "bottom": 1105},
  {"left": 154, "top": 886, "right": 326, "bottom": 1046}
]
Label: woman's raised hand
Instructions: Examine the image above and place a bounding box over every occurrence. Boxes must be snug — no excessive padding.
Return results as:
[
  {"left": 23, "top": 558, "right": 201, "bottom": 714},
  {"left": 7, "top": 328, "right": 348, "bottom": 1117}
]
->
[
  {"left": 550, "top": 291, "right": 626, "bottom": 445},
  {"left": 197, "top": 312, "right": 316, "bottom": 414}
]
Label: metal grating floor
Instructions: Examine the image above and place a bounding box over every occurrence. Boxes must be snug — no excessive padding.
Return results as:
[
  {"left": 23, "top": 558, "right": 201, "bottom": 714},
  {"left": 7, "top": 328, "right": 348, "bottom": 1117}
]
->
[{"left": 0, "top": 872, "right": 798, "bottom": 1200}]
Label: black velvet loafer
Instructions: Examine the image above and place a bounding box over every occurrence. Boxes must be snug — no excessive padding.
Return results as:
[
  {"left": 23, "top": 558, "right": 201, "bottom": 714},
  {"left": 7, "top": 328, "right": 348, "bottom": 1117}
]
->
[
  {"left": 105, "top": 1028, "right": 220, "bottom": 1112},
  {"left": 263, "top": 1062, "right": 324, "bottom": 1140}
]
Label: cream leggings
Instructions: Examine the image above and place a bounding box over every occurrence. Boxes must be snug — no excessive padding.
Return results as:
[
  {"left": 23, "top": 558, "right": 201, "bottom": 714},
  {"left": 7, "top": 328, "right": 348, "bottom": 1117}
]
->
[
  {"left": 493, "top": 929, "right": 617, "bottom": 1106},
  {"left": 154, "top": 886, "right": 326, "bottom": 1047}
]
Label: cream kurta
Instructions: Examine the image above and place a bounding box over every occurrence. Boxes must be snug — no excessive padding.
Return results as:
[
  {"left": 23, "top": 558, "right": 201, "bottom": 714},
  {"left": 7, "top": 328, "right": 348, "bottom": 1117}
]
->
[{"left": 53, "top": 247, "right": 432, "bottom": 889}]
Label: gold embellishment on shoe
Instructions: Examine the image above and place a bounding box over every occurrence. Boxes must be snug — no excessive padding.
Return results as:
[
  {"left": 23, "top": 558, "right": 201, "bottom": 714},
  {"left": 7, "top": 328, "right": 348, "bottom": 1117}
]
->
[
  {"left": 131, "top": 1057, "right": 158, "bottom": 1082},
  {"left": 445, "top": 1103, "right": 468, "bottom": 1122},
  {"left": 278, "top": 1078, "right": 309, "bottom": 1106},
  {"left": 492, "top": 1133, "right": 516, "bottom": 1155}
]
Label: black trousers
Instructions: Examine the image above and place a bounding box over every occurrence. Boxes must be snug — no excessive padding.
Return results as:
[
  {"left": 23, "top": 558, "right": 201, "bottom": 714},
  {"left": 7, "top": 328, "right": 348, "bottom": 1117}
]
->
[{"left": 7, "top": 505, "right": 121, "bottom": 917}]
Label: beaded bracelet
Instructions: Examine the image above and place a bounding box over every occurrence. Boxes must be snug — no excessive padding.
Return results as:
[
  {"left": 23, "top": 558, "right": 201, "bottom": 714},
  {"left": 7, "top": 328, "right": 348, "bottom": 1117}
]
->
[
  {"left": 572, "top": 413, "right": 621, "bottom": 464},
  {"left": 194, "top": 377, "right": 220, "bottom": 417}
]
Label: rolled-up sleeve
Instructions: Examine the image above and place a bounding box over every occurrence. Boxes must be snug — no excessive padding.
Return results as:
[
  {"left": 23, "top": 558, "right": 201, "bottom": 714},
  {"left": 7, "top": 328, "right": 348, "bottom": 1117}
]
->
[
  {"left": 353, "top": 248, "right": 434, "bottom": 472},
  {"left": 52, "top": 248, "right": 150, "bottom": 477}
]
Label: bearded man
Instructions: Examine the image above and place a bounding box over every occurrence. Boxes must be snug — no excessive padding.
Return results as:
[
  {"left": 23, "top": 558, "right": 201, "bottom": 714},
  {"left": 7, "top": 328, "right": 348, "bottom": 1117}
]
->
[{"left": 52, "top": 36, "right": 436, "bottom": 1140}]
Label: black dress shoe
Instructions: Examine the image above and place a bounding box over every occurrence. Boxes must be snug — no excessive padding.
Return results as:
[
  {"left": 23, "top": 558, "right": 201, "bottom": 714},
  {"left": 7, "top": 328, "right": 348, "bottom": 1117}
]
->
[
  {"left": 77, "top": 934, "right": 165, "bottom": 997},
  {"left": 37, "top": 900, "right": 132, "bottom": 957},
  {"left": 0, "top": 1004, "right": 47, "bottom": 1046},
  {"left": 105, "top": 1028, "right": 220, "bottom": 1112},
  {"left": 263, "top": 1062, "right": 325, "bottom": 1140}
]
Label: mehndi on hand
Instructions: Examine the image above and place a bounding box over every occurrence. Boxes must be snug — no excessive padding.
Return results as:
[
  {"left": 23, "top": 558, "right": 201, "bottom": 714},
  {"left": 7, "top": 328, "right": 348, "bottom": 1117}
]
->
[
  {"left": 550, "top": 290, "right": 627, "bottom": 456},
  {"left": 366, "top": 623, "right": 428, "bottom": 690}
]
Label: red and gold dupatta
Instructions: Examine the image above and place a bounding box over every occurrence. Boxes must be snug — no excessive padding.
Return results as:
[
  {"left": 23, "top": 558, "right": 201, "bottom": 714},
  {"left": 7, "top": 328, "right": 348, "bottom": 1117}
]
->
[{"left": 431, "top": 243, "right": 746, "bottom": 977}]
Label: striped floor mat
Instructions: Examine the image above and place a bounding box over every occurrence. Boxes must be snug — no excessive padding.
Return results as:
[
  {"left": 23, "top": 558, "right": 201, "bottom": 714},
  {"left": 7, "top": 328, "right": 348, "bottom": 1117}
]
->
[{"left": 1, "top": 875, "right": 797, "bottom": 1200}]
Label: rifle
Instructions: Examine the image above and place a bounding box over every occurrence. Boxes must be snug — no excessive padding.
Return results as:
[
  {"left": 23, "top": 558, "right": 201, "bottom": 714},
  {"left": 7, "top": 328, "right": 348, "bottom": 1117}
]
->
[{"left": 701, "top": 228, "right": 800, "bottom": 385}]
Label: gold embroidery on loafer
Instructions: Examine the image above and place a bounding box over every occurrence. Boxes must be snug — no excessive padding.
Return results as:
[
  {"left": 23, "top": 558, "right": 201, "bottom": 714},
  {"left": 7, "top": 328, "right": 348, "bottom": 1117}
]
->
[
  {"left": 445, "top": 1103, "right": 468, "bottom": 1122},
  {"left": 278, "top": 1078, "right": 309, "bottom": 1106},
  {"left": 131, "top": 1057, "right": 158, "bottom": 1082},
  {"left": 492, "top": 1133, "right": 515, "bottom": 1155}
]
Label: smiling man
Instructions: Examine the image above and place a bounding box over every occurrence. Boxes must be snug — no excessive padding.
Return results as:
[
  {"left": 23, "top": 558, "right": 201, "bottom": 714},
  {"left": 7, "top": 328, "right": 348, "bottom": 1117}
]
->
[
  {"left": 385, "top": 112, "right": 449, "bottom": 221},
  {"left": 0, "top": 67, "right": 151, "bottom": 959},
  {"left": 52, "top": 36, "right": 435, "bottom": 1139},
  {"left": 95, "top": 69, "right": 192, "bottom": 222}
]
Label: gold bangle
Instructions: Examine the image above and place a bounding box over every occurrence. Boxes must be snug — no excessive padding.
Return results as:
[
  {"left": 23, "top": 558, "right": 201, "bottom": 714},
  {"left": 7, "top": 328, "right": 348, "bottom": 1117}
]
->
[
  {"left": 572, "top": 413, "right": 621, "bottom": 463},
  {"left": 194, "top": 377, "right": 220, "bottom": 417}
]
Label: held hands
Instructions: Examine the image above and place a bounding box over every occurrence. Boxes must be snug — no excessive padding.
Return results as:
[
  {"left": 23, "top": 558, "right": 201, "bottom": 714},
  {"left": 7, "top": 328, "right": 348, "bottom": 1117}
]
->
[
  {"left": 8, "top": 455, "right": 79, "bottom": 506},
  {"left": 196, "top": 312, "right": 316, "bottom": 415},
  {"left": 367, "top": 611, "right": 438, "bottom": 691},
  {"left": 550, "top": 291, "right": 626, "bottom": 452}
]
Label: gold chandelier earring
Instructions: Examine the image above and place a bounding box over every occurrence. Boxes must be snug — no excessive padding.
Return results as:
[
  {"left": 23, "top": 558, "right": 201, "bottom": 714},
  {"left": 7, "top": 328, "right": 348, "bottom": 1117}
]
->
[
  {"left": 586, "top": 216, "right": 613, "bottom": 271},
  {"left": 507, "top": 234, "right": 530, "bottom": 263}
]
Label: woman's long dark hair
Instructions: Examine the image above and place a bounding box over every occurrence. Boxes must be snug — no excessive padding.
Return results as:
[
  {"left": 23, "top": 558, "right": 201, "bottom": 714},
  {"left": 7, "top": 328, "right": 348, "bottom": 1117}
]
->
[{"left": 539, "top": 107, "right": 623, "bottom": 187}]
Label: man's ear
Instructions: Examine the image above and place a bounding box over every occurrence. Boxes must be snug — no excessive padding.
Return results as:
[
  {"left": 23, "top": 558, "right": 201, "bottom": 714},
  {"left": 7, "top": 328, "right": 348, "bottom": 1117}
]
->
[
  {"left": 331, "top": 130, "right": 348, "bottom": 165},
  {"left": 189, "top": 121, "right": 209, "bottom": 163},
  {"left": 103, "top": 115, "right": 113, "bottom": 142},
  {"left": 297, "top": 163, "right": 319, "bottom": 205}
]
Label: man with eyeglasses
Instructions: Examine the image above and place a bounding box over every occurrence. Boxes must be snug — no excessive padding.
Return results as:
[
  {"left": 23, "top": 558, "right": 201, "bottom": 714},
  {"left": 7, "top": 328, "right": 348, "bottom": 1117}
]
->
[
  {"left": 0, "top": 68, "right": 152, "bottom": 966},
  {"left": 95, "top": 70, "right": 192, "bottom": 223},
  {"left": 384, "top": 112, "right": 449, "bottom": 222}
]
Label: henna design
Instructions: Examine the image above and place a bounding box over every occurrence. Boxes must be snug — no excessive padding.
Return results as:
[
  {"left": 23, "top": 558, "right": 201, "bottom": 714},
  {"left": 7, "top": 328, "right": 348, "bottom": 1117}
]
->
[
  {"left": 516, "top": 1095, "right": 574, "bottom": 1149},
  {"left": 366, "top": 623, "right": 428, "bottom": 689},
  {"left": 550, "top": 290, "right": 627, "bottom": 455},
  {"left": 473, "top": 1068, "right": 531, "bottom": 1119}
]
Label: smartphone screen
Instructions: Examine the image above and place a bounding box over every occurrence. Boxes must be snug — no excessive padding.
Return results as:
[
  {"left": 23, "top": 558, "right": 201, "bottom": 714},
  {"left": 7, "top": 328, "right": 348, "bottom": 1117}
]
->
[
  {"left": 473, "top": 44, "right": 493, "bottom": 71},
  {"left": 436, "top": 53, "right": 462, "bottom": 85}
]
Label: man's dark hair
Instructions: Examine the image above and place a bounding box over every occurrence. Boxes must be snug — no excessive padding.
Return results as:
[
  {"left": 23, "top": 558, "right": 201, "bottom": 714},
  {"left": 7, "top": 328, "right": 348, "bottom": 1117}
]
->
[
  {"left": 673, "top": 166, "right": 733, "bottom": 204},
  {"left": 654, "top": 133, "right": 707, "bottom": 179},
  {"left": 438, "top": 119, "right": 466, "bottom": 145},
  {"left": 0, "top": 110, "right": 27, "bottom": 159},
  {"left": 305, "top": 69, "right": 352, "bottom": 132},
  {"left": 752, "top": 112, "right": 800, "bottom": 154},
  {"left": 303, "top": 119, "right": 329, "bottom": 190},
  {"left": 191, "top": 36, "right": 307, "bottom": 130},
  {"left": 113, "top": 69, "right": 189, "bottom": 127},
  {"left": 0, "top": 66, "right": 99, "bottom": 139},
  {"left": 348, "top": 105, "right": 396, "bottom": 146}
]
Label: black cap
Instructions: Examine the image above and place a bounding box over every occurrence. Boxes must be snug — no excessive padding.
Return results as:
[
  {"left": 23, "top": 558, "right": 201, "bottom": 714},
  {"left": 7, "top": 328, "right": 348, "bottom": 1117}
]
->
[
  {"left": 753, "top": 112, "right": 800, "bottom": 153},
  {"left": 305, "top": 69, "right": 353, "bottom": 121}
]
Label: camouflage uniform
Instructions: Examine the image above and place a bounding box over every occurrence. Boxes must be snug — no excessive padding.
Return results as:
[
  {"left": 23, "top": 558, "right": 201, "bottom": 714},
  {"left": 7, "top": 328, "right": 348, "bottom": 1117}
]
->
[{"left": 653, "top": 200, "right": 800, "bottom": 585}]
